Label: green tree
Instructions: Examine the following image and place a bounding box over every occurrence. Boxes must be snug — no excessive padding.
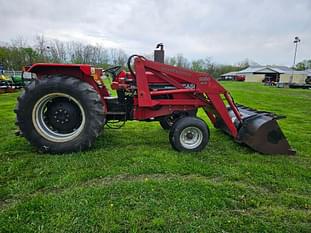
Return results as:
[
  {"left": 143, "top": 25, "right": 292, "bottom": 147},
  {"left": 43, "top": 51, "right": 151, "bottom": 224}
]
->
[{"left": 295, "top": 59, "right": 311, "bottom": 70}]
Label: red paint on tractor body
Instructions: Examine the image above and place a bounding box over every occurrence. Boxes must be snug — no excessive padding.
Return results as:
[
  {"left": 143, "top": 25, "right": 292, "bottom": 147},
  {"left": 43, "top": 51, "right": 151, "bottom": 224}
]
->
[
  {"left": 23, "top": 53, "right": 295, "bottom": 155},
  {"left": 128, "top": 58, "right": 239, "bottom": 137},
  {"left": 25, "top": 59, "right": 241, "bottom": 138}
]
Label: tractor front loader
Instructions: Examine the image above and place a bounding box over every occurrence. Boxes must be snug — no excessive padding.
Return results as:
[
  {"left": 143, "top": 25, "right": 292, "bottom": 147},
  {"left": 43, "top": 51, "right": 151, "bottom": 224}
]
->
[{"left": 15, "top": 45, "right": 295, "bottom": 155}]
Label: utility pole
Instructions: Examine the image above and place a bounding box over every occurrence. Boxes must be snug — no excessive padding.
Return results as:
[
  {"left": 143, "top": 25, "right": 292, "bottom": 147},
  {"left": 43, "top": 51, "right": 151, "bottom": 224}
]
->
[{"left": 290, "top": 36, "right": 301, "bottom": 84}]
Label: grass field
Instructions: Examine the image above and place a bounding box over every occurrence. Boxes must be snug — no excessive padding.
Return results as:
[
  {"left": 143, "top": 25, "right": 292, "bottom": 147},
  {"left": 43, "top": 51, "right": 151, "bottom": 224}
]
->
[{"left": 0, "top": 82, "right": 311, "bottom": 232}]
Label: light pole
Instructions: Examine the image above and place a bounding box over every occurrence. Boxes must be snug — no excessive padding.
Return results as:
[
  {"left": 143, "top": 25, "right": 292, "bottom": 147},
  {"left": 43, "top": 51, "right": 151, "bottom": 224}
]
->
[{"left": 290, "top": 36, "right": 301, "bottom": 84}]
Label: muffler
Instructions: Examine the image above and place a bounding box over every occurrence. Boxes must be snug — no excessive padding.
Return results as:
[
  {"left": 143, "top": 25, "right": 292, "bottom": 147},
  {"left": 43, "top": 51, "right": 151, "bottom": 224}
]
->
[{"left": 216, "top": 104, "right": 295, "bottom": 155}]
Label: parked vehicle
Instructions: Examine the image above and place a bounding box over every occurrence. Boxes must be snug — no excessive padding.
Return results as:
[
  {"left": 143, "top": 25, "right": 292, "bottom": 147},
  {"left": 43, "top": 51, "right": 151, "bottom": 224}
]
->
[{"left": 15, "top": 45, "right": 294, "bottom": 155}]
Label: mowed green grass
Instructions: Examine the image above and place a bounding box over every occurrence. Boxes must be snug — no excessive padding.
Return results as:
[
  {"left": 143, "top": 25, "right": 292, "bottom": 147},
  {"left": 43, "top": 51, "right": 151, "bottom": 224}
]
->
[{"left": 0, "top": 82, "right": 310, "bottom": 232}]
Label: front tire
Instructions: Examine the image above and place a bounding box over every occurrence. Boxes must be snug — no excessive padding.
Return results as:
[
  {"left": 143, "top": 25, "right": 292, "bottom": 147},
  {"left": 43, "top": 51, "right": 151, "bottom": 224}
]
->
[
  {"left": 15, "top": 76, "right": 105, "bottom": 153},
  {"left": 169, "top": 117, "right": 209, "bottom": 152}
]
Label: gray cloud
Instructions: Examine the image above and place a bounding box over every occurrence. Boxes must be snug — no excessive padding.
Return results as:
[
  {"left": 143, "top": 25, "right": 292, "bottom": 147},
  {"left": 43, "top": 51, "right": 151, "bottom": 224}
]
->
[{"left": 2, "top": 0, "right": 311, "bottom": 65}]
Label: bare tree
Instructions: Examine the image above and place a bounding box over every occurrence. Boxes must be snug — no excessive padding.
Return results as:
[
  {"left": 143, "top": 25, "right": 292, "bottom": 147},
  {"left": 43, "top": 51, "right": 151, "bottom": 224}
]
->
[
  {"left": 109, "top": 48, "right": 118, "bottom": 65},
  {"left": 47, "top": 39, "right": 67, "bottom": 63},
  {"left": 116, "top": 49, "right": 127, "bottom": 66},
  {"left": 96, "top": 45, "right": 109, "bottom": 66},
  {"left": 90, "top": 45, "right": 109, "bottom": 66},
  {"left": 68, "top": 41, "right": 84, "bottom": 64},
  {"left": 176, "top": 54, "right": 190, "bottom": 68},
  {"left": 165, "top": 56, "right": 177, "bottom": 66},
  {"left": 34, "top": 35, "right": 49, "bottom": 62},
  {"left": 11, "top": 36, "right": 28, "bottom": 48}
]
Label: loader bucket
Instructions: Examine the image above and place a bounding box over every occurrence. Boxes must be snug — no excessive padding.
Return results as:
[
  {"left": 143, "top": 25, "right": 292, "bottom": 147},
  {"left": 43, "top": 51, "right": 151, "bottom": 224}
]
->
[{"left": 216, "top": 105, "right": 295, "bottom": 155}]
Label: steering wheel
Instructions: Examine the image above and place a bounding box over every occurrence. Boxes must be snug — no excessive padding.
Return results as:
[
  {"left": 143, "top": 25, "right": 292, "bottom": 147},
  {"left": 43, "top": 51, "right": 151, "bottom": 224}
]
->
[{"left": 104, "top": 66, "right": 122, "bottom": 79}]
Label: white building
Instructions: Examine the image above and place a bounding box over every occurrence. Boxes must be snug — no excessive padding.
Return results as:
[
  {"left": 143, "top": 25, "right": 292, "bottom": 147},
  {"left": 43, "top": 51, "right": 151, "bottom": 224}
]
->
[{"left": 221, "top": 66, "right": 308, "bottom": 84}]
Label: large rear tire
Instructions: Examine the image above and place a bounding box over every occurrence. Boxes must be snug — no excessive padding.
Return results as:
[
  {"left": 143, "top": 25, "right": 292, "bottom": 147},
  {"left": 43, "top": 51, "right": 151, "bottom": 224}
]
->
[{"left": 15, "top": 76, "right": 105, "bottom": 154}]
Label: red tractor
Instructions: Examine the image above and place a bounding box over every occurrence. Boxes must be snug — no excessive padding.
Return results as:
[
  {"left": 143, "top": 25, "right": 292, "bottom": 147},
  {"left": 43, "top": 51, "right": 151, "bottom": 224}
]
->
[{"left": 15, "top": 45, "right": 295, "bottom": 155}]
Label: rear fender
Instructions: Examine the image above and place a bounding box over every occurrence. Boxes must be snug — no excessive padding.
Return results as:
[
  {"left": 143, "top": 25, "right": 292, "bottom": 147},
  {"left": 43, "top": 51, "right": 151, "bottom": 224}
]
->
[
  {"left": 26, "top": 63, "right": 92, "bottom": 78},
  {"left": 26, "top": 63, "right": 109, "bottom": 110}
]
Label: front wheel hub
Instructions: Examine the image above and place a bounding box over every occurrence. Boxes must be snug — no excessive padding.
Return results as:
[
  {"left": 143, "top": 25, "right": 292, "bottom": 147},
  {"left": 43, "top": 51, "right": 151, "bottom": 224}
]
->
[{"left": 180, "top": 126, "right": 203, "bottom": 149}]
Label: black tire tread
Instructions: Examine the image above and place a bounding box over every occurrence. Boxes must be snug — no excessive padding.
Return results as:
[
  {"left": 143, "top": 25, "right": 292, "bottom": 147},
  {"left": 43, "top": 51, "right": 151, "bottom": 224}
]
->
[{"left": 15, "top": 75, "right": 105, "bottom": 154}]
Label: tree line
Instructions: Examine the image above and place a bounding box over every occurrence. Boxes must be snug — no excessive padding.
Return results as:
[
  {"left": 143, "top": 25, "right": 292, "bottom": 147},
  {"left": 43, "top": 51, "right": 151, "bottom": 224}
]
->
[
  {"left": 0, "top": 35, "right": 128, "bottom": 71},
  {"left": 295, "top": 60, "right": 311, "bottom": 70},
  {"left": 5, "top": 35, "right": 309, "bottom": 78}
]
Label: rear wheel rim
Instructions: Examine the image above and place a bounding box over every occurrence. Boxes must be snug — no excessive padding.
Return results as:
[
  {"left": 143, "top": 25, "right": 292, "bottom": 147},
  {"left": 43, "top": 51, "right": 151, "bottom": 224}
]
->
[
  {"left": 179, "top": 126, "right": 203, "bottom": 149},
  {"left": 32, "top": 93, "right": 86, "bottom": 142}
]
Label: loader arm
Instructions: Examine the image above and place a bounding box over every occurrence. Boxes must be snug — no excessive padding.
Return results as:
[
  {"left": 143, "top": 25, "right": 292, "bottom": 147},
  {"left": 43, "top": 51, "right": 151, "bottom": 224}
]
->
[
  {"left": 130, "top": 57, "right": 294, "bottom": 155},
  {"left": 133, "top": 57, "right": 241, "bottom": 138}
]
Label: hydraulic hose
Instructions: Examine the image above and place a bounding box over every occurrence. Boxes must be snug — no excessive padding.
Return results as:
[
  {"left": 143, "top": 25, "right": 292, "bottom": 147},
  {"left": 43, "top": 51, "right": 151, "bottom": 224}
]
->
[{"left": 127, "top": 54, "right": 146, "bottom": 78}]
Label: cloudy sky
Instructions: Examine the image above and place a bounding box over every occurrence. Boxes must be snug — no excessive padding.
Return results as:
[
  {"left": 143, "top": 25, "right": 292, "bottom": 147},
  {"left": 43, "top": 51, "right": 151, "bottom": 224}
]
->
[{"left": 2, "top": 0, "right": 311, "bottom": 65}]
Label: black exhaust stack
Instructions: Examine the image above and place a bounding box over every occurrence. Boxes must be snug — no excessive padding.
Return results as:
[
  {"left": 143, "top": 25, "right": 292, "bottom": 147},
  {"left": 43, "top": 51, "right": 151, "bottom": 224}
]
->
[{"left": 154, "top": 43, "right": 165, "bottom": 63}]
